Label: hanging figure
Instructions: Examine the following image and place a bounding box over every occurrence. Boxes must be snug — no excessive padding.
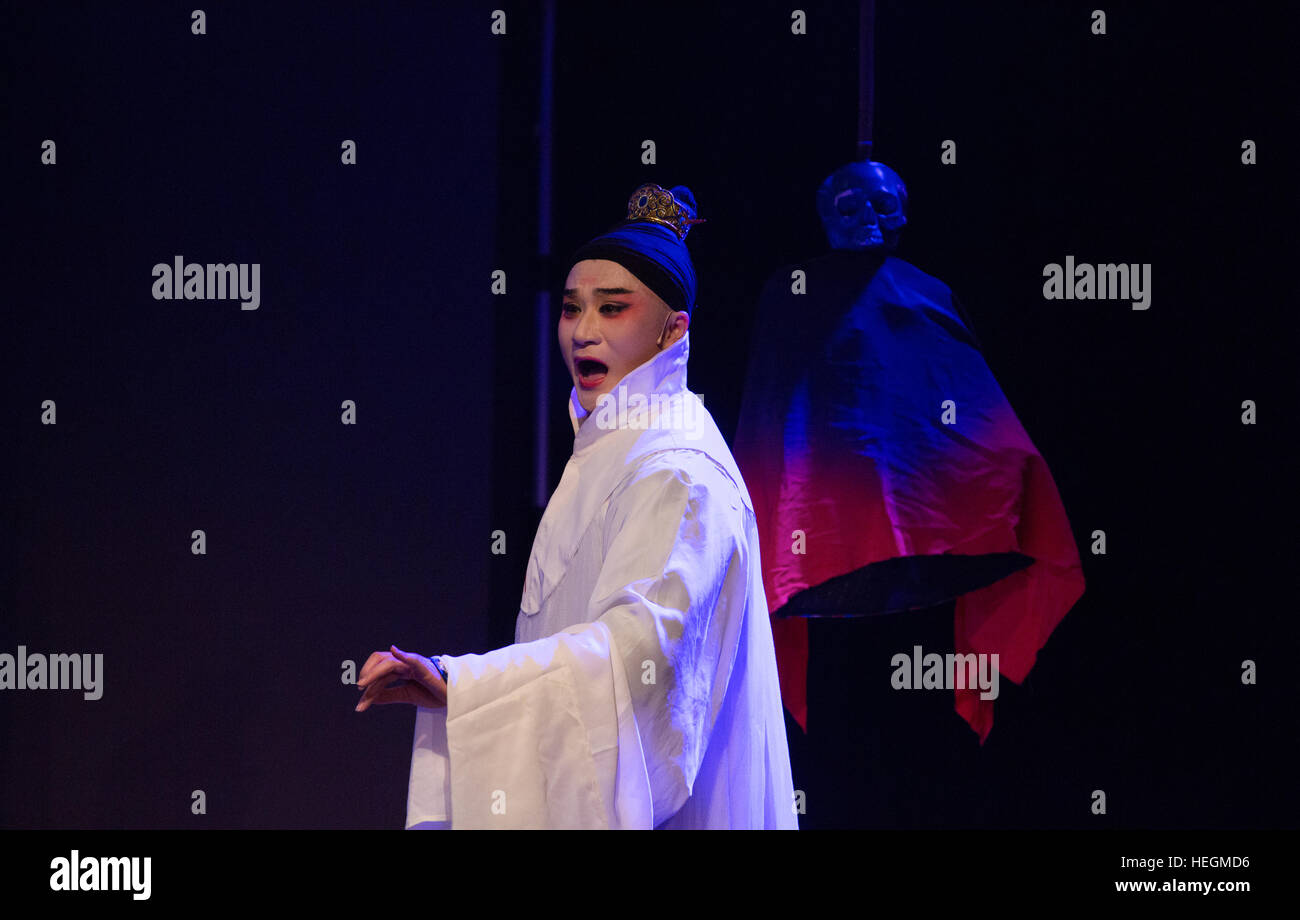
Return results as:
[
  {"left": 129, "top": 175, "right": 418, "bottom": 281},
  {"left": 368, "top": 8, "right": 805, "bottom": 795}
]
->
[{"left": 732, "top": 160, "right": 1086, "bottom": 825}]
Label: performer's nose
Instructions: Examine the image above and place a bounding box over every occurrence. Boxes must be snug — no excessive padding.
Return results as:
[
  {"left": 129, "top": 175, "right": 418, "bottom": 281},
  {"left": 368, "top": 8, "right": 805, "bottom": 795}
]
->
[{"left": 572, "top": 309, "right": 601, "bottom": 345}]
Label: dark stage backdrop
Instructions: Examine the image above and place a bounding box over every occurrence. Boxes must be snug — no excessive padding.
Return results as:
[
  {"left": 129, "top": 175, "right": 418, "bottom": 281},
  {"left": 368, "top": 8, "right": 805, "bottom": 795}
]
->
[
  {"left": 2, "top": 3, "right": 500, "bottom": 829},
  {"left": 3, "top": 1, "right": 1294, "bottom": 830}
]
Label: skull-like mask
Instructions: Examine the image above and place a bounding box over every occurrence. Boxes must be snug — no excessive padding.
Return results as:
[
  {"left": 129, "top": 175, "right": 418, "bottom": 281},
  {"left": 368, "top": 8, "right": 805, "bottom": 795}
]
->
[{"left": 816, "top": 160, "right": 908, "bottom": 252}]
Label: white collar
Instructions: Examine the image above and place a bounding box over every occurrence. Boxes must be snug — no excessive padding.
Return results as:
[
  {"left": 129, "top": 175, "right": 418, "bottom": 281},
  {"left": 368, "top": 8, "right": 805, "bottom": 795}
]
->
[{"left": 567, "top": 330, "right": 691, "bottom": 448}]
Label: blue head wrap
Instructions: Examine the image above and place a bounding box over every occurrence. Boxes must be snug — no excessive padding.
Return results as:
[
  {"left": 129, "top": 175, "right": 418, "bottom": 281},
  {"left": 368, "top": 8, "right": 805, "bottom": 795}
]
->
[{"left": 565, "top": 184, "right": 701, "bottom": 316}]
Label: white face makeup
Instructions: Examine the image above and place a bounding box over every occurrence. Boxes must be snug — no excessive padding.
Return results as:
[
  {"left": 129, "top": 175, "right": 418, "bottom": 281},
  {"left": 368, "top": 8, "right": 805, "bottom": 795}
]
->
[{"left": 559, "top": 259, "right": 688, "bottom": 415}]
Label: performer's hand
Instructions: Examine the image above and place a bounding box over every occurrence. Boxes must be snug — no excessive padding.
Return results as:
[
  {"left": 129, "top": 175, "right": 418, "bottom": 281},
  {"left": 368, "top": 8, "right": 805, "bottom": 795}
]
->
[{"left": 355, "top": 645, "right": 447, "bottom": 712}]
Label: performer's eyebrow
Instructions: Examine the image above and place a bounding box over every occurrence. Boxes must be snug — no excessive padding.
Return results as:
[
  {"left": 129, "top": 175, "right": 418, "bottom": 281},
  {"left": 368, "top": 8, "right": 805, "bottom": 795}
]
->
[{"left": 563, "top": 287, "right": 636, "bottom": 297}]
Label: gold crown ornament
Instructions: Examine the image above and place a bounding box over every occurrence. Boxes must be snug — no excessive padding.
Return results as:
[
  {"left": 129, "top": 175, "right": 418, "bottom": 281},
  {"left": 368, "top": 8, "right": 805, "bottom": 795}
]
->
[{"left": 625, "top": 183, "right": 707, "bottom": 240}]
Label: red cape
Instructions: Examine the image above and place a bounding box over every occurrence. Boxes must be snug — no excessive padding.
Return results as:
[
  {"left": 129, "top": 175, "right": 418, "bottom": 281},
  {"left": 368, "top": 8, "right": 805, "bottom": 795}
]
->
[{"left": 733, "top": 251, "right": 1085, "bottom": 743}]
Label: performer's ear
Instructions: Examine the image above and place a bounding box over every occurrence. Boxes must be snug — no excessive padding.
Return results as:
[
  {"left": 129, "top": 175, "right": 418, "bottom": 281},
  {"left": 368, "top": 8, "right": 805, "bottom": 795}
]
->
[
  {"left": 655, "top": 309, "right": 674, "bottom": 349},
  {"left": 657, "top": 310, "right": 688, "bottom": 349}
]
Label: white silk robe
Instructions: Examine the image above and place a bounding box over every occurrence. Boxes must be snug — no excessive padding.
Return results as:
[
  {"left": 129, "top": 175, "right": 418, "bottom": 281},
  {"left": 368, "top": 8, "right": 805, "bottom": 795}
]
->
[{"left": 405, "top": 331, "right": 796, "bottom": 829}]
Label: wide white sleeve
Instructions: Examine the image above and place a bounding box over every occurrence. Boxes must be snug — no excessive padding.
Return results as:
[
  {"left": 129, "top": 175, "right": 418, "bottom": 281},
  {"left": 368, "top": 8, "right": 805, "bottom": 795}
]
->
[
  {"left": 404, "top": 620, "right": 651, "bottom": 830},
  {"left": 405, "top": 704, "right": 451, "bottom": 829},
  {"left": 405, "top": 454, "right": 751, "bottom": 829}
]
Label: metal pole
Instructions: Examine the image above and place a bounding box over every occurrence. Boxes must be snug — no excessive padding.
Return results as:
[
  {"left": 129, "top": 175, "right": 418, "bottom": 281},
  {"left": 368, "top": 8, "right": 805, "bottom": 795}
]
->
[
  {"left": 534, "top": 0, "right": 556, "bottom": 508},
  {"left": 857, "top": 0, "right": 875, "bottom": 161}
]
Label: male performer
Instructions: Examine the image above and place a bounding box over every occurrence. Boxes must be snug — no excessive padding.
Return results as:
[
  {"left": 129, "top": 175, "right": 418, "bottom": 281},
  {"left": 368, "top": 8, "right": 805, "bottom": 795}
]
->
[{"left": 357, "top": 184, "right": 796, "bottom": 829}]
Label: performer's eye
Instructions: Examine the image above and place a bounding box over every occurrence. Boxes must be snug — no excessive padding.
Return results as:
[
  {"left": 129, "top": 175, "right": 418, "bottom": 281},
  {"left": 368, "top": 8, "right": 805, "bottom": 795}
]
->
[
  {"left": 599, "top": 303, "right": 625, "bottom": 314},
  {"left": 561, "top": 302, "right": 578, "bottom": 315}
]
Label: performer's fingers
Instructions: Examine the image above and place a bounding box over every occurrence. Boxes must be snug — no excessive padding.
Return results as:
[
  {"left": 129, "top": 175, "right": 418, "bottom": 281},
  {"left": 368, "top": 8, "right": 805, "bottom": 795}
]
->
[
  {"left": 368, "top": 686, "right": 416, "bottom": 707},
  {"left": 356, "top": 678, "right": 401, "bottom": 711},
  {"left": 361, "top": 650, "right": 414, "bottom": 683},
  {"left": 356, "top": 689, "right": 388, "bottom": 712},
  {"left": 358, "top": 650, "right": 396, "bottom": 683},
  {"left": 356, "top": 681, "right": 421, "bottom": 711},
  {"left": 362, "top": 673, "right": 410, "bottom": 704},
  {"left": 358, "top": 656, "right": 410, "bottom": 689},
  {"left": 391, "top": 645, "right": 440, "bottom": 689}
]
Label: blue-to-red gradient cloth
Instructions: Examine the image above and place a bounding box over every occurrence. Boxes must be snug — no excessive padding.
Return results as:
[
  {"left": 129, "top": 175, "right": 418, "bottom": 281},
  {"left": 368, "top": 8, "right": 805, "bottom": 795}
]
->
[{"left": 733, "top": 250, "right": 1085, "bottom": 743}]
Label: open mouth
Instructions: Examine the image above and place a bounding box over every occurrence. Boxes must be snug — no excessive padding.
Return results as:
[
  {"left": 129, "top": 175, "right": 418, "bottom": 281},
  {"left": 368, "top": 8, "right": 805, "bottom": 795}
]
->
[{"left": 574, "top": 356, "right": 608, "bottom": 389}]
